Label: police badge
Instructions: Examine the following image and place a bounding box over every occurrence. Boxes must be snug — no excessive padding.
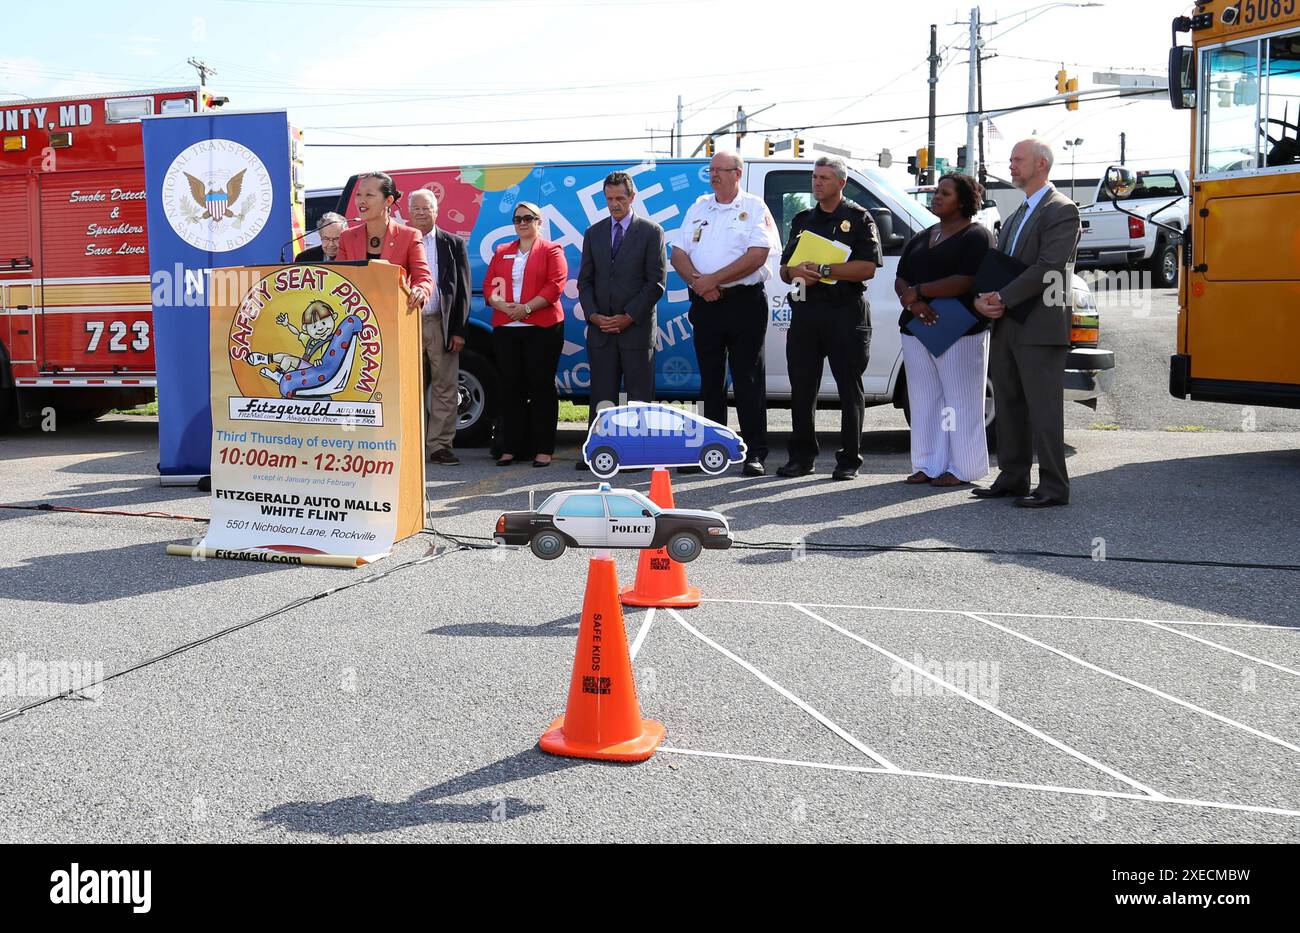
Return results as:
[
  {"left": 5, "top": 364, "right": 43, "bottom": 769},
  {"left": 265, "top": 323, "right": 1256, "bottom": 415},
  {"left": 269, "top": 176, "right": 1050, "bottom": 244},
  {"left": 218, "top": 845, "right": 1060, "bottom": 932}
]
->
[{"left": 840, "top": 220, "right": 851, "bottom": 233}]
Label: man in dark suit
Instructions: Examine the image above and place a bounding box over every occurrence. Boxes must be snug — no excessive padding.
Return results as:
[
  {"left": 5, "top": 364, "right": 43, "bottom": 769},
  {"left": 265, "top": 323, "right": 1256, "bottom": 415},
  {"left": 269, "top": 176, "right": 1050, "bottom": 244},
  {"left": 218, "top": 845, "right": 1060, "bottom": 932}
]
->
[
  {"left": 974, "top": 138, "right": 1082, "bottom": 508},
  {"left": 576, "top": 171, "right": 667, "bottom": 469},
  {"left": 294, "top": 213, "right": 346, "bottom": 263},
  {"left": 408, "top": 189, "right": 471, "bottom": 464}
]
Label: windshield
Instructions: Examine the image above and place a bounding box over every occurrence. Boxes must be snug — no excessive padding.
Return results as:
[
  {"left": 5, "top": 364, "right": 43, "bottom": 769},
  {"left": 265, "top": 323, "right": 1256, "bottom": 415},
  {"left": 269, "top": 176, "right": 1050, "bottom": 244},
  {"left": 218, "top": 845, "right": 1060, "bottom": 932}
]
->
[{"left": 859, "top": 166, "right": 939, "bottom": 227}]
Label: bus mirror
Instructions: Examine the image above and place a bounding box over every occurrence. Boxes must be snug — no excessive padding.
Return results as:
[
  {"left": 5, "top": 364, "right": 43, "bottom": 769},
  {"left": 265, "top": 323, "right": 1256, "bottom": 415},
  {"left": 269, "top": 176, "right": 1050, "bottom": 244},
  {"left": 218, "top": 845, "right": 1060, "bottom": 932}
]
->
[
  {"left": 1168, "top": 45, "right": 1195, "bottom": 110},
  {"left": 1104, "top": 166, "right": 1137, "bottom": 201}
]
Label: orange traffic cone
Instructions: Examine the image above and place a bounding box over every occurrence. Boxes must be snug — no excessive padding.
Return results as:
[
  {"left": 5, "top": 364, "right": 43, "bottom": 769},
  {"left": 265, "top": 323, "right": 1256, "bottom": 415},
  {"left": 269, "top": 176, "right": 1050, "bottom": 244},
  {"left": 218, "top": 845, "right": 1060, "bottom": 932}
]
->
[
  {"left": 620, "top": 467, "right": 701, "bottom": 608},
  {"left": 539, "top": 555, "right": 665, "bottom": 762}
]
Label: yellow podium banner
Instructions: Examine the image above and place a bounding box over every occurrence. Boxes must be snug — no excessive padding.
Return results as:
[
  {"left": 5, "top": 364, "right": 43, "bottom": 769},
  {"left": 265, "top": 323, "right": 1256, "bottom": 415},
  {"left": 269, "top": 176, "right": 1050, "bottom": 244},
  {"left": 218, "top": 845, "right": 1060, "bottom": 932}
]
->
[{"left": 195, "top": 261, "right": 425, "bottom": 564}]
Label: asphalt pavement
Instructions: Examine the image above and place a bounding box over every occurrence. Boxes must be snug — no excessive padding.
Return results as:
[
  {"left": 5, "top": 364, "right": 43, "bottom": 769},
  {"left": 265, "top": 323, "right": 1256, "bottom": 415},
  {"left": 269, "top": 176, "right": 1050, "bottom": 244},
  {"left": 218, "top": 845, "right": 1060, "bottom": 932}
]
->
[{"left": 1, "top": 285, "right": 1298, "bottom": 843}]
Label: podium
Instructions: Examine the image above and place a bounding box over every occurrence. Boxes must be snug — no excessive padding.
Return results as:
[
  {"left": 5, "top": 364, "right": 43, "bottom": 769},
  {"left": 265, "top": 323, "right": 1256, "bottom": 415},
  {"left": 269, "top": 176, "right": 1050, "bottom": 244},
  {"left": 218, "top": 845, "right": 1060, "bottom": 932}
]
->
[{"left": 171, "top": 260, "right": 426, "bottom": 567}]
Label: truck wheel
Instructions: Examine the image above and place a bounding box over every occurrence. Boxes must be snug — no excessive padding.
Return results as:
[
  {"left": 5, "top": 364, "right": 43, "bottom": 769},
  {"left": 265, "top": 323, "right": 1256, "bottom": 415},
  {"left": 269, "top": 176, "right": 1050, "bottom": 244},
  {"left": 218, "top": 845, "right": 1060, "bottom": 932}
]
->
[
  {"left": 666, "top": 531, "right": 702, "bottom": 563},
  {"left": 698, "top": 444, "right": 728, "bottom": 475},
  {"left": 530, "top": 530, "right": 567, "bottom": 560},
  {"left": 453, "top": 348, "right": 498, "bottom": 448},
  {"left": 1148, "top": 240, "right": 1179, "bottom": 289},
  {"left": 589, "top": 446, "right": 619, "bottom": 478}
]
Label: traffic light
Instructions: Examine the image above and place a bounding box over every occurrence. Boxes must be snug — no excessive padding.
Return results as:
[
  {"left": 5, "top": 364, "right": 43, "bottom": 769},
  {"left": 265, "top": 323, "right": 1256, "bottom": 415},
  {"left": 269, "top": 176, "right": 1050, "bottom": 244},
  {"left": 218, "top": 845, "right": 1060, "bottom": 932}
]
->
[
  {"left": 917, "top": 148, "right": 929, "bottom": 172},
  {"left": 1066, "top": 77, "right": 1079, "bottom": 111},
  {"left": 1056, "top": 68, "right": 1068, "bottom": 94},
  {"left": 793, "top": 137, "right": 804, "bottom": 158},
  {"left": 907, "top": 155, "right": 918, "bottom": 176},
  {"left": 956, "top": 146, "right": 968, "bottom": 171},
  {"left": 764, "top": 138, "right": 774, "bottom": 157},
  {"left": 704, "top": 136, "right": 715, "bottom": 157}
]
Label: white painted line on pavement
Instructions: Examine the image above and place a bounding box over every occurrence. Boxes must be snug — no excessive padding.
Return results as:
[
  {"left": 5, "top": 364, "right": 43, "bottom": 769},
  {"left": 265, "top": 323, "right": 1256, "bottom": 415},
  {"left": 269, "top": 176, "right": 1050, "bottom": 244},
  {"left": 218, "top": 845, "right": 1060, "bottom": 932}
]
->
[
  {"left": 665, "top": 608, "right": 899, "bottom": 772},
  {"left": 790, "top": 603, "right": 1166, "bottom": 799},
  {"left": 1131, "top": 619, "right": 1300, "bottom": 679},
  {"left": 963, "top": 612, "right": 1300, "bottom": 755},
  {"left": 657, "top": 746, "right": 1300, "bottom": 820},
  {"left": 630, "top": 607, "right": 656, "bottom": 661},
  {"left": 701, "top": 599, "right": 1295, "bottom": 630}
]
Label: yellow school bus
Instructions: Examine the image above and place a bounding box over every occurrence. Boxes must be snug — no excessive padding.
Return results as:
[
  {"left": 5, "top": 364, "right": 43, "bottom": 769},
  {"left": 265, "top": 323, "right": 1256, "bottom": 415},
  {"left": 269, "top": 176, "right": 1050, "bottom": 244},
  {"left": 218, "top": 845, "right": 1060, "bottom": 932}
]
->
[{"left": 1158, "top": 1, "right": 1300, "bottom": 408}]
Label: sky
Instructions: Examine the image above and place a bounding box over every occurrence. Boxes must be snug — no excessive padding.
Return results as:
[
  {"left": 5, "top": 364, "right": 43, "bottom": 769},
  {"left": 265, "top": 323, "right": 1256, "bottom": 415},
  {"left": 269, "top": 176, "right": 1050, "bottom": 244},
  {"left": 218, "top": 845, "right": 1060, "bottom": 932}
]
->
[{"left": 2, "top": 0, "right": 1196, "bottom": 193}]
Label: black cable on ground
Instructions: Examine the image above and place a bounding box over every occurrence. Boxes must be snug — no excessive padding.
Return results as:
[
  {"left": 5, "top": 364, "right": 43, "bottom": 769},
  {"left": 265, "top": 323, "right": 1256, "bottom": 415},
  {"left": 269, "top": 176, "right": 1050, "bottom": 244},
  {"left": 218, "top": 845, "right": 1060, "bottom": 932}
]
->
[
  {"left": 0, "top": 503, "right": 208, "bottom": 522},
  {"left": 425, "top": 528, "right": 1300, "bottom": 574},
  {"left": 0, "top": 543, "right": 468, "bottom": 726},
  {"left": 7, "top": 501, "right": 1297, "bottom": 573}
]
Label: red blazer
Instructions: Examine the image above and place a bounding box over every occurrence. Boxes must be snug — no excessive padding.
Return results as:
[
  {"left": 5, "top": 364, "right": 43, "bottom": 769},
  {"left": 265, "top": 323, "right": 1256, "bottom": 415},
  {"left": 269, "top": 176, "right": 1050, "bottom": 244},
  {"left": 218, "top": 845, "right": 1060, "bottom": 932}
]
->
[
  {"left": 337, "top": 218, "right": 433, "bottom": 298},
  {"left": 484, "top": 238, "right": 567, "bottom": 328}
]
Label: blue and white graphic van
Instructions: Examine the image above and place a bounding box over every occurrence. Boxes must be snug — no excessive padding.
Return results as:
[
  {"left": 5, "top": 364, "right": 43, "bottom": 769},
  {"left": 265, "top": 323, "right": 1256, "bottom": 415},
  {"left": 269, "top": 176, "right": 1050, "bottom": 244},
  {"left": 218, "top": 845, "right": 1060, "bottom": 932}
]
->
[{"left": 332, "top": 158, "right": 1113, "bottom": 445}]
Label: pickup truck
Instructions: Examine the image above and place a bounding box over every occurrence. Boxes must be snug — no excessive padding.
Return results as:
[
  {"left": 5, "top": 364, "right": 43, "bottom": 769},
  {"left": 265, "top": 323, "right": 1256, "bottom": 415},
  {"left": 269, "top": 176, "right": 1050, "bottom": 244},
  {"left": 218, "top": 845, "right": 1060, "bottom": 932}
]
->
[
  {"left": 1076, "top": 168, "right": 1188, "bottom": 288},
  {"left": 324, "top": 158, "right": 1115, "bottom": 445}
]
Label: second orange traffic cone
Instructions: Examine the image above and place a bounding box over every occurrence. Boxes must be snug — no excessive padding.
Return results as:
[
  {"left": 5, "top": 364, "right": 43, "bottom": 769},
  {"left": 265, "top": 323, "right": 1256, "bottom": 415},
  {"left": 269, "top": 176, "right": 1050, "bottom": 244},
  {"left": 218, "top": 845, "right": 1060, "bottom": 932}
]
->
[
  {"left": 620, "top": 467, "right": 701, "bottom": 608},
  {"left": 539, "top": 555, "right": 665, "bottom": 762}
]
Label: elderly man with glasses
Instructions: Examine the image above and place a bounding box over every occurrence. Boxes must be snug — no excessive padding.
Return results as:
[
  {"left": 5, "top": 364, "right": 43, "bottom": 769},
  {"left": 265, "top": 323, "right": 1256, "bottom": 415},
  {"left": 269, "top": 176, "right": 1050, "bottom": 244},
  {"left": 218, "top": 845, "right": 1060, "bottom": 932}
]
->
[
  {"left": 295, "top": 212, "right": 347, "bottom": 263},
  {"left": 669, "top": 151, "right": 779, "bottom": 476}
]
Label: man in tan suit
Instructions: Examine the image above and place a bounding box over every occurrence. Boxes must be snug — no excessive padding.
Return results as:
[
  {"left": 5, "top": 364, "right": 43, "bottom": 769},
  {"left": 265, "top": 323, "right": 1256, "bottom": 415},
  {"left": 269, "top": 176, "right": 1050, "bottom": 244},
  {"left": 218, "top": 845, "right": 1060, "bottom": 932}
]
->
[{"left": 973, "top": 138, "right": 1081, "bottom": 508}]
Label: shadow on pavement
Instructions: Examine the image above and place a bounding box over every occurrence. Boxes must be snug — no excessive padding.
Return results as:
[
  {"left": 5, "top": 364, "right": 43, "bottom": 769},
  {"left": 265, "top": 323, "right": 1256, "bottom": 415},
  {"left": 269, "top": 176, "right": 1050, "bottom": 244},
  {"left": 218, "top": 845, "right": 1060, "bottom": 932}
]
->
[{"left": 257, "top": 748, "right": 586, "bottom": 835}]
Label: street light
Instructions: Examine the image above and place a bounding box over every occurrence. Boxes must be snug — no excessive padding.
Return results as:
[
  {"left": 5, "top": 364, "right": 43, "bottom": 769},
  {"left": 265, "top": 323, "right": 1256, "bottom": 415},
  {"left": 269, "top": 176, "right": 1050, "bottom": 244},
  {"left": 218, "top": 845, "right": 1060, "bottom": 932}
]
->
[
  {"left": 1063, "top": 137, "right": 1084, "bottom": 203},
  {"left": 676, "top": 88, "right": 760, "bottom": 158},
  {"left": 987, "top": 2, "right": 1104, "bottom": 44}
]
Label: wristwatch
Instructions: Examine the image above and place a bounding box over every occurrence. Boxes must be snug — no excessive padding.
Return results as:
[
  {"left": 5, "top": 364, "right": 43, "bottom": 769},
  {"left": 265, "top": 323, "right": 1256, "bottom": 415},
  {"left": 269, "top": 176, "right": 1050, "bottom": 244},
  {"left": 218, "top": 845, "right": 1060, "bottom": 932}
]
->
[{"left": 818, "top": 263, "right": 832, "bottom": 278}]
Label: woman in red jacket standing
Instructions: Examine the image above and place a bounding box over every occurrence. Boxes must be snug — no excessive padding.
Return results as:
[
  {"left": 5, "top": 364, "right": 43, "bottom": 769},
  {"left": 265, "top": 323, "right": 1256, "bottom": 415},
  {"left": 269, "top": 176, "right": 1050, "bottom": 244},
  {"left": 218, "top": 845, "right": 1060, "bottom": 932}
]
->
[
  {"left": 337, "top": 171, "right": 432, "bottom": 311},
  {"left": 484, "top": 201, "right": 568, "bottom": 467}
]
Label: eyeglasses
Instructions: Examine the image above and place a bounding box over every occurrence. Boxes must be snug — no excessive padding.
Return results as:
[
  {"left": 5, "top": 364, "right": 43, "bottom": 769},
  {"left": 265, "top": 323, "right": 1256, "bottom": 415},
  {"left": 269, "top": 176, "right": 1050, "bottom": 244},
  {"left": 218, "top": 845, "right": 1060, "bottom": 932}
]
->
[
  {"left": 708, "top": 168, "right": 741, "bottom": 175},
  {"left": 513, "top": 214, "right": 539, "bottom": 224}
]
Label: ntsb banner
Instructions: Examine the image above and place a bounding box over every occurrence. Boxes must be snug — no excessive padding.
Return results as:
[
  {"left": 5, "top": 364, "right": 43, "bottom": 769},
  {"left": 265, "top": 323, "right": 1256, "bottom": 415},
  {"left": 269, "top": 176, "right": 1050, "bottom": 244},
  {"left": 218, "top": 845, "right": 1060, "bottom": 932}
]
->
[
  {"left": 197, "top": 262, "right": 422, "bottom": 566},
  {"left": 141, "top": 110, "right": 296, "bottom": 481}
]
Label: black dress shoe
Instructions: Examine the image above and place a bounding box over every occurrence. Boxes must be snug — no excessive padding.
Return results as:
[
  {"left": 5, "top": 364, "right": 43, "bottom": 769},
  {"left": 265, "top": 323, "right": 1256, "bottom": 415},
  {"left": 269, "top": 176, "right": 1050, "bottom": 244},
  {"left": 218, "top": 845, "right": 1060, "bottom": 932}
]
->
[
  {"left": 971, "top": 486, "right": 1028, "bottom": 499},
  {"left": 831, "top": 466, "right": 858, "bottom": 481},
  {"left": 742, "top": 458, "right": 765, "bottom": 477},
  {"left": 776, "top": 461, "right": 814, "bottom": 478},
  {"left": 1014, "top": 493, "right": 1068, "bottom": 509},
  {"left": 495, "top": 456, "right": 519, "bottom": 467},
  {"left": 428, "top": 448, "right": 460, "bottom": 465}
]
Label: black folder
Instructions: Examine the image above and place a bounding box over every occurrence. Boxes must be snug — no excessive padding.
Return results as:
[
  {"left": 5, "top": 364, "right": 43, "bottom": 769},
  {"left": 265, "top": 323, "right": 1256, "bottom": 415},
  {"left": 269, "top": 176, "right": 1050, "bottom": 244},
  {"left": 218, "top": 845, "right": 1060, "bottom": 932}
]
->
[{"left": 974, "top": 250, "right": 1031, "bottom": 324}]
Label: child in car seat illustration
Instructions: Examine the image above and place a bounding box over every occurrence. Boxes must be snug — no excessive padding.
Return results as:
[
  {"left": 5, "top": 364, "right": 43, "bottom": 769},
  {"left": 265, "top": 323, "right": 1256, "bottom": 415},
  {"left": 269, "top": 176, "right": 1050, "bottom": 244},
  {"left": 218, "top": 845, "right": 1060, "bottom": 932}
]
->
[{"left": 245, "top": 300, "right": 365, "bottom": 399}]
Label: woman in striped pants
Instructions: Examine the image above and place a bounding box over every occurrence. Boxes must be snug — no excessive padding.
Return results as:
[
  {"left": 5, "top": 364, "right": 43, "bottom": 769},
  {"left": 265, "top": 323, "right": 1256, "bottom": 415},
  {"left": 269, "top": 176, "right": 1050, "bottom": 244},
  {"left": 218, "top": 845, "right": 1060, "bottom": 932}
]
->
[{"left": 894, "top": 174, "right": 996, "bottom": 487}]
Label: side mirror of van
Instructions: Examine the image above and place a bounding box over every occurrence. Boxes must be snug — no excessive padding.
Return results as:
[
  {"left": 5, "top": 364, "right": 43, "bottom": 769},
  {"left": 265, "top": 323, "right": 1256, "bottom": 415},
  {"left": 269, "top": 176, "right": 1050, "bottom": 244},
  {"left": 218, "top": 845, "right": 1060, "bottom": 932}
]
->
[{"left": 870, "top": 208, "right": 906, "bottom": 255}]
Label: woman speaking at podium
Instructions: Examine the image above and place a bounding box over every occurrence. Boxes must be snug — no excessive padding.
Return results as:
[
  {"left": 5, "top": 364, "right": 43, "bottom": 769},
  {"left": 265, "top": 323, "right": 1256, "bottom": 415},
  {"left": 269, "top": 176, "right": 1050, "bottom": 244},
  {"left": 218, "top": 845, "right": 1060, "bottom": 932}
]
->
[{"left": 338, "top": 170, "right": 432, "bottom": 311}]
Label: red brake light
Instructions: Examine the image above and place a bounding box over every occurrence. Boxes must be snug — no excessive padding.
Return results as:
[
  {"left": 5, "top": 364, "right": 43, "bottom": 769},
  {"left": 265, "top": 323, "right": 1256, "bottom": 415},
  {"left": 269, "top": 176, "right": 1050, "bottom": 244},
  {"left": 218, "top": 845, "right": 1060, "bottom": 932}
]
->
[
  {"left": 1128, "top": 216, "right": 1146, "bottom": 239},
  {"left": 495, "top": 515, "right": 506, "bottom": 533}
]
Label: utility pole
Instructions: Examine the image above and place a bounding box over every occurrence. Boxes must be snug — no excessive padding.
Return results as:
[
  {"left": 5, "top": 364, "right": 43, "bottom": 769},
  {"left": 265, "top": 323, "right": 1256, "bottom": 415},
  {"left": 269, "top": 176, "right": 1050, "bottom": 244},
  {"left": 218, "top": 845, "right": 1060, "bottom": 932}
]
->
[
  {"left": 735, "top": 105, "right": 746, "bottom": 151},
  {"left": 927, "top": 24, "right": 939, "bottom": 185},
  {"left": 675, "top": 95, "right": 683, "bottom": 158},
  {"left": 1120, "top": 131, "right": 1127, "bottom": 166},
  {"left": 186, "top": 57, "right": 216, "bottom": 87},
  {"left": 977, "top": 44, "right": 987, "bottom": 186},
  {"left": 965, "top": 6, "right": 980, "bottom": 179}
]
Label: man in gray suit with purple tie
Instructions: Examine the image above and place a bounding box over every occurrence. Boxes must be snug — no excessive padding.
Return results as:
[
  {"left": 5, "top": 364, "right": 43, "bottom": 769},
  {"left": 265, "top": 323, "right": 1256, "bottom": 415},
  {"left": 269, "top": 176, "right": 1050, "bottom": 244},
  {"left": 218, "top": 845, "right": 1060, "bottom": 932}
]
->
[
  {"left": 974, "top": 138, "right": 1082, "bottom": 508},
  {"left": 576, "top": 171, "right": 667, "bottom": 468}
]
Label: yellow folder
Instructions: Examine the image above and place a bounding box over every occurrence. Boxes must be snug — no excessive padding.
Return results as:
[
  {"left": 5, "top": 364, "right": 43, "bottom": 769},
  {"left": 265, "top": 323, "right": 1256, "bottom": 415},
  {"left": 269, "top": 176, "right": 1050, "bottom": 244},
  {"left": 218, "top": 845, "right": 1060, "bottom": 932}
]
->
[{"left": 787, "top": 230, "right": 852, "bottom": 284}]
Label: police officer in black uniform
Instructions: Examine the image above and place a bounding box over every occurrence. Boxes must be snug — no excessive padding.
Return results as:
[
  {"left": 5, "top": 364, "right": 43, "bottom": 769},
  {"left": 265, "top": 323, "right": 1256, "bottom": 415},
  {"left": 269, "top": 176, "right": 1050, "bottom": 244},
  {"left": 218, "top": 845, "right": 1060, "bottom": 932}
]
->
[{"left": 777, "top": 156, "right": 883, "bottom": 480}]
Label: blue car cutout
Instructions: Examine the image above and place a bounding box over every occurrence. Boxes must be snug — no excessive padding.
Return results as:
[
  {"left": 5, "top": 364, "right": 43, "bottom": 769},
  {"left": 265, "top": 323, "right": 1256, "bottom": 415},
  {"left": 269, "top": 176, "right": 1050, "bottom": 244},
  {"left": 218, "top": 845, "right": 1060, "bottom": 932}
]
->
[{"left": 582, "top": 403, "right": 747, "bottom": 478}]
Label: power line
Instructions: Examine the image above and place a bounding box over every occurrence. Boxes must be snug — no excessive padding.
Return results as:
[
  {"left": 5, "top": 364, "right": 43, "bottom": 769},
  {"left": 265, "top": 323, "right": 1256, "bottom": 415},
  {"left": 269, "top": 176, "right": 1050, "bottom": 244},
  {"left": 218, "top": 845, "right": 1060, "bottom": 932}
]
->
[{"left": 304, "top": 89, "right": 1166, "bottom": 149}]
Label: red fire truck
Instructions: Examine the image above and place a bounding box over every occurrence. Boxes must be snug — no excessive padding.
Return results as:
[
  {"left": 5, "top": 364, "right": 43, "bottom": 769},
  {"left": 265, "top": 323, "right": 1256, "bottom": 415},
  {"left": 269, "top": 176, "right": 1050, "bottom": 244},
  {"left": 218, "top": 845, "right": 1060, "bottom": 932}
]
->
[{"left": 0, "top": 86, "right": 226, "bottom": 426}]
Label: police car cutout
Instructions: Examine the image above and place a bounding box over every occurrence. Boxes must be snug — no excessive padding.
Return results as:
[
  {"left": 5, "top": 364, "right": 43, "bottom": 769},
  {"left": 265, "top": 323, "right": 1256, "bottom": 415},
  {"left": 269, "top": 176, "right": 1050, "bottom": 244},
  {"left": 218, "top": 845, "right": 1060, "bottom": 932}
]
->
[
  {"left": 494, "top": 484, "right": 733, "bottom": 562},
  {"left": 582, "top": 402, "right": 746, "bottom": 478}
]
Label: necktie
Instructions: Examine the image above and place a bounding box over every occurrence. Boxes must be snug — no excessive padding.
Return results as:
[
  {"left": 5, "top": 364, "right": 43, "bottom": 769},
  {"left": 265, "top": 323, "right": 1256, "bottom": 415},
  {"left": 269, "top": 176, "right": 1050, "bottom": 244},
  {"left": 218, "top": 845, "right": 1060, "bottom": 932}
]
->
[
  {"left": 1002, "top": 203, "right": 1027, "bottom": 254},
  {"left": 611, "top": 219, "right": 624, "bottom": 260}
]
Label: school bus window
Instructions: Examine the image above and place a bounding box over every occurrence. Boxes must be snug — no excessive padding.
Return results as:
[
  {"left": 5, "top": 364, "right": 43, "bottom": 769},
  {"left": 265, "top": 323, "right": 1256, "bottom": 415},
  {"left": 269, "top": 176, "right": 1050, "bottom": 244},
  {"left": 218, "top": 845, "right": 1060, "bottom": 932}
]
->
[
  {"left": 1202, "top": 43, "right": 1261, "bottom": 174},
  {"left": 1263, "top": 33, "right": 1300, "bottom": 167}
]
